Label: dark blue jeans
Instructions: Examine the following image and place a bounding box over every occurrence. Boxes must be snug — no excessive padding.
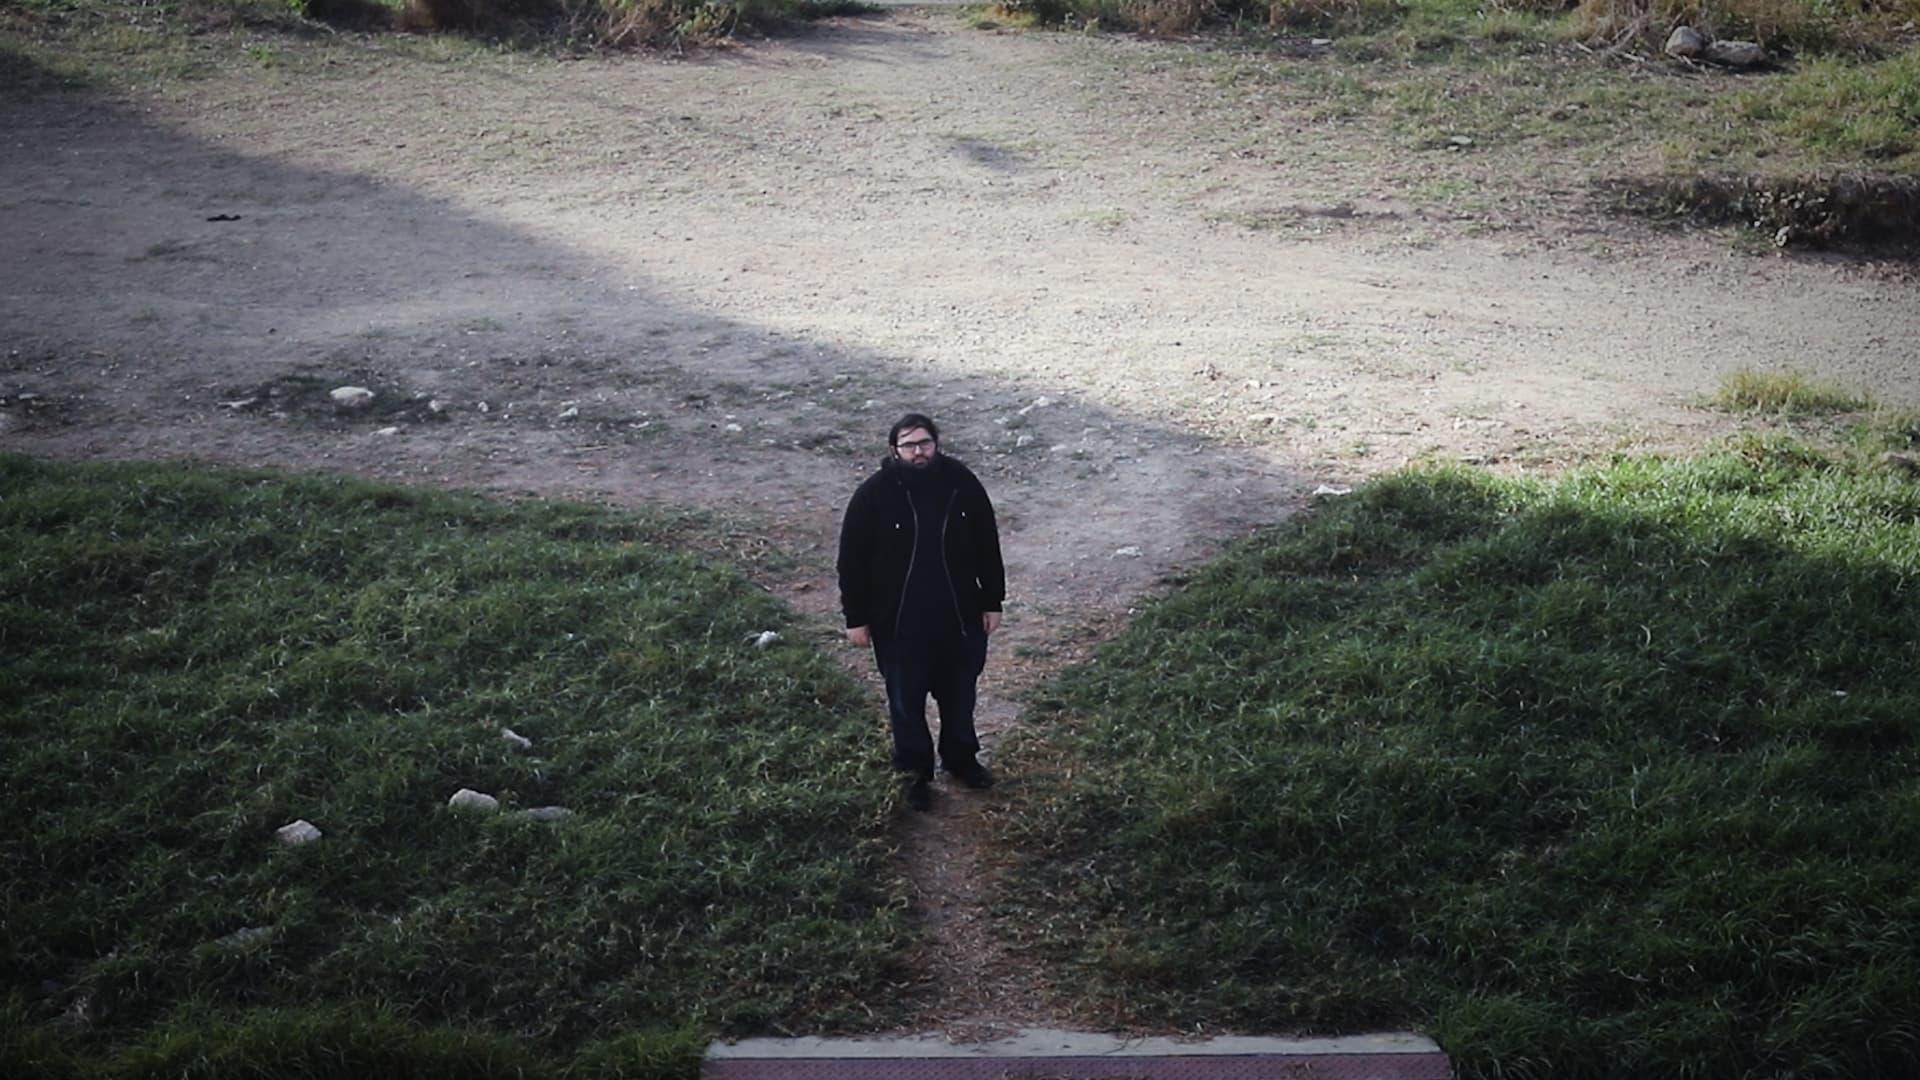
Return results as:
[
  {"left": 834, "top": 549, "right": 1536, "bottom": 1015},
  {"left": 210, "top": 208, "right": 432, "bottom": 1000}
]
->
[{"left": 873, "top": 630, "right": 988, "bottom": 779}]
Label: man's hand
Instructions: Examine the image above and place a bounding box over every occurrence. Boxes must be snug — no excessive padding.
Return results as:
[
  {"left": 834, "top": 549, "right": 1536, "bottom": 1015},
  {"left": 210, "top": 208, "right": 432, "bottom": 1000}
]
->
[
  {"left": 982, "top": 612, "right": 1001, "bottom": 636},
  {"left": 846, "top": 625, "right": 872, "bottom": 647}
]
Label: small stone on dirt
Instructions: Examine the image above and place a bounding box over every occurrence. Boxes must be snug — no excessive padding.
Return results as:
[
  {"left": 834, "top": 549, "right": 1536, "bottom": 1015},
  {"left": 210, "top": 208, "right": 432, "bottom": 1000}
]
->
[
  {"left": 448, "top": 788, "right": 500, "bottom": 813},
  {"left": 558, "top": 406, "right": 580, "bottom": 421},
  {"left": 276, "top": 819, "right": 322, "bottom": 845},
  {"left": 1312, "top": 484, "right": 1354, "bottom": 496},
  {"left": 376, "top": 426, "right": 400, "bottom": 436},
  {"left": 330, "top": 386, "right": 374, "bottom": 410},
  {"left": 1113, "top": 545, "right": 1142, "bottom": 557}
]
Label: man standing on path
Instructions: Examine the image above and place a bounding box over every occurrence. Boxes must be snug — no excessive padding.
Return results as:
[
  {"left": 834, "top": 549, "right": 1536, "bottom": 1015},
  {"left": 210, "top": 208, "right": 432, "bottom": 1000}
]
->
[{"left": 838, "top": 413, "right": 1005, "bottom": 812}]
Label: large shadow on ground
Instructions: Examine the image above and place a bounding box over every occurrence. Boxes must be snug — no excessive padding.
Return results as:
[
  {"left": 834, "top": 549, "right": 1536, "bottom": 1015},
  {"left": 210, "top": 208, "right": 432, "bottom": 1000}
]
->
[
  {"left": 0, "top": 44, "right": 1313, "bottom": 1041},
  {"left": 0, "top": 49, "right": 1311, "bottom": 644}
]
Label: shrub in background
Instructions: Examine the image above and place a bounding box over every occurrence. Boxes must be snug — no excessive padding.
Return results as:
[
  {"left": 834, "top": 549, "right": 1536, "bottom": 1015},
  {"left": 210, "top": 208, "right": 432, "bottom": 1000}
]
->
[
  {"left": 997, "top": 0, "right": 1078, "bottom": 21},
  {"left": 399, "top": 0, "right": 565, "bottom": 32},
  {"left": 1265, "top": 0, "right": 1406, "bottom": 33},
  {"left": 599, "top": 0, "right": 790, "bottom": 44},
  {"left": 1575, "top": 0, "right": 1920, "bottom": 51}
]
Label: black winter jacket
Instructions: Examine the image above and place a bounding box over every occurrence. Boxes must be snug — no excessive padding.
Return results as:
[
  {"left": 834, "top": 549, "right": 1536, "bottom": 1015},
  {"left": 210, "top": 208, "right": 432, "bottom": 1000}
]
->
[{"left": 837, "top": 455, "right": 1005, "bottom": 640}]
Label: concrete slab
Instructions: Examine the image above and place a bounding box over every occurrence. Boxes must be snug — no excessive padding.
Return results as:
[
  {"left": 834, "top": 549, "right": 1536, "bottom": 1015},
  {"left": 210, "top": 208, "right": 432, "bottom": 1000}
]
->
[{"left": 704, "top": 1028, "right": 1450, "bottom": 1079}]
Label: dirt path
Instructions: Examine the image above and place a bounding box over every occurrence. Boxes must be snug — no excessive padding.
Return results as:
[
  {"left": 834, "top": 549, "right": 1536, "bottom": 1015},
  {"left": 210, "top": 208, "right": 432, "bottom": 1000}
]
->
[{"left": 4, "top": 6, "right": 1919, "bottom": 1038}]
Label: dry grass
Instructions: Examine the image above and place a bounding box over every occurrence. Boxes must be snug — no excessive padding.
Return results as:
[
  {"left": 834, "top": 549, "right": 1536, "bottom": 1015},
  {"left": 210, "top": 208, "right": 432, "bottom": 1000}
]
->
[
  {"left": 600, "top": 0, "right": 684, "bottom": 43},
  {"left": 1266, "top": 0, "right": 1405, "bottom": 31},
  {"left": 1715, "top": 367, "right": 1870, "bottom": 414},
  {"left": 1574, "top": 0, "right": 1920, "bottom": 49},
  {"left": 1132, "top": 0, "right": 1217, "bottom": 34}
]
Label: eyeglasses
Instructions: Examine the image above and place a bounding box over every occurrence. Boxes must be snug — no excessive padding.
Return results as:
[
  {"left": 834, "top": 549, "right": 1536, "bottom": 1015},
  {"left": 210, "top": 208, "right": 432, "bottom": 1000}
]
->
[{"left": 896, "top": 438, "right": 936, "bottom": 452}]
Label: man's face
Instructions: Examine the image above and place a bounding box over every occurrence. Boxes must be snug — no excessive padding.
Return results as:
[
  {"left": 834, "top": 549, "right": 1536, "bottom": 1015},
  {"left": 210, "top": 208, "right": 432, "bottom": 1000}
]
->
[{"left": 893, "top": 427, "right": 938, "bottom": 468}]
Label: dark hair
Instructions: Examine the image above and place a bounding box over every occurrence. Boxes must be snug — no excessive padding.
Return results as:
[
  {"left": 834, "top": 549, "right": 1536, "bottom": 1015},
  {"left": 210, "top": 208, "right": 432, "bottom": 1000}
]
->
[{"left": 889, "top": 413, "right": 940, "bottom": 447}]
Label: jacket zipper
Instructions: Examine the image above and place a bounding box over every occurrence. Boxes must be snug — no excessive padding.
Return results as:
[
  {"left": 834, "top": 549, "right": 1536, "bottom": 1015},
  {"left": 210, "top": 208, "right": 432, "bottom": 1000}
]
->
[
  {"left": 893, "top": 488, "right": 921, "bottom": 637},
  {"left": 939, "top": 490, "right": 969, "bottom": 638},
  {"left": 895, "top": 486, "right": 972, "bottom": 639}
]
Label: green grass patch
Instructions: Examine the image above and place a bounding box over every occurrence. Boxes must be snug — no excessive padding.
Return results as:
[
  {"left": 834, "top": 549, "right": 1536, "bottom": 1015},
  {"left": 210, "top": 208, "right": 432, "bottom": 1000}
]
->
[
  {"left": 1850, "top": 408, "right": 1920, "bottom": 455},
  {"left": 0, "top": 454, "right": 905, "bottom": 1078},
  {"left": 1741, "top": 49, "right": 1920, "bottom": 171},
  {"left": 997, "top": 440, "right": 1920, "bottom": 1079},
  {"left": 1715, "top": 367, "right": 1871, "bottom": 414}
]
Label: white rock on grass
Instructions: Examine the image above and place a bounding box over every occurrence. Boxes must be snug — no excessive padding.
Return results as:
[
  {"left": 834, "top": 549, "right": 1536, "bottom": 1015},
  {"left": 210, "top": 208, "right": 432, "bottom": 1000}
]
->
[
  {"left": 501, "top": 727, "right": 534, "bottom": 751},
  {"left": 448, "top": 788, "right": 500, "bottom": 813},
  {"left": 216, "top": 926, "right": 275, "bottom": 949},
  {"left": 1665, "top": 25, "right": 1707, "bottom": 58},
  {"left": 329, "top": 386, "right": 374, "bottom": 410},
  {"left": 275, "top": 819, "right": 322, "bottom": 846},
  {"left": 749, "top": 630, "right": 779, "bottom": 648},
  {"left": 521, "top": 806, "right": 574, "bottom": 823}
]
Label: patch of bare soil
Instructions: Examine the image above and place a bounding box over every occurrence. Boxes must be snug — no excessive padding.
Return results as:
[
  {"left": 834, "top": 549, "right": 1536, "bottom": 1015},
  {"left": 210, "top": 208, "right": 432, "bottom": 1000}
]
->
[{"left": 4, "top": 6, "right": 1919, "bottom": 1039}]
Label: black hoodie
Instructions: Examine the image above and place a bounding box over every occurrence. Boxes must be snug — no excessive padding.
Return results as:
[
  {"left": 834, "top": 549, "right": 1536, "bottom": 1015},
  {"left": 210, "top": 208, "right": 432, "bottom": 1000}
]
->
[{"left": 836, "top": 454, "right": 1005, "bottom": 641}]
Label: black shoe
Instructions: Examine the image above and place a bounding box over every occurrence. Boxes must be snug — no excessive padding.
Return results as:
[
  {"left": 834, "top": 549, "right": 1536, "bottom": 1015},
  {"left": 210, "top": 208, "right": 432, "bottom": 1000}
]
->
[
  {"left": 951, "top": 762, "right": 995, "bottom": 790},
  {"left": 904, "top": 775, "right": 932, "bottom": 811}
]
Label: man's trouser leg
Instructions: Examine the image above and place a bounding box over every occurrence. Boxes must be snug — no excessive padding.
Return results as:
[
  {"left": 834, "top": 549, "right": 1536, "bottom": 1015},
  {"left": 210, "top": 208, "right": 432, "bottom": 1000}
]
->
[
  {"left": 930, "top": 632, "right": 988, "bottom": 774},
  {"left": 875, "top": 635, "right": 936, "bottom": 779}
]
